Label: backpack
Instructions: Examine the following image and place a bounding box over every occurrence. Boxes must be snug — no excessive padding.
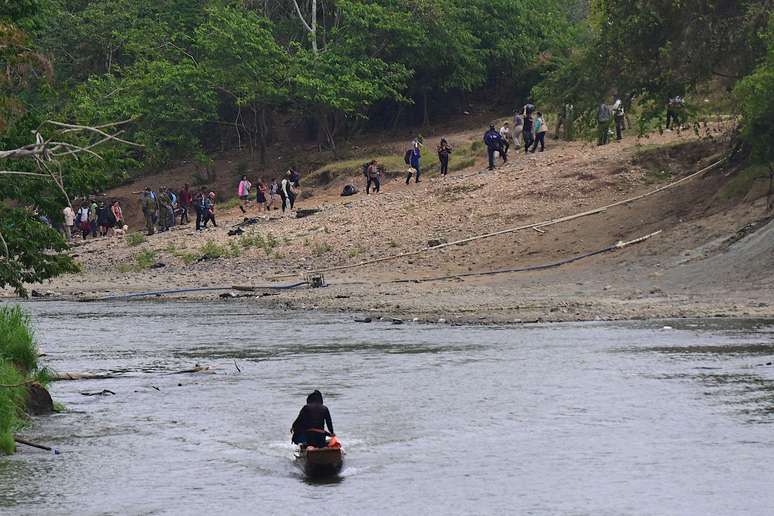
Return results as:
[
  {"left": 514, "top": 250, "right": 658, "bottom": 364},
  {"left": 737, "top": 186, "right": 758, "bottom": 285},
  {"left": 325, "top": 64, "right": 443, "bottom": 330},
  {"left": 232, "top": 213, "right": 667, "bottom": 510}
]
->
[
  {"left": 341, "top": 184, "right": 358, "bottom": 196},
  {"left": 362, "top": 163, "right": 370, "bottom": 177},
  {"left": 404, "top": 149, "right": 412, "bottom": 165}
]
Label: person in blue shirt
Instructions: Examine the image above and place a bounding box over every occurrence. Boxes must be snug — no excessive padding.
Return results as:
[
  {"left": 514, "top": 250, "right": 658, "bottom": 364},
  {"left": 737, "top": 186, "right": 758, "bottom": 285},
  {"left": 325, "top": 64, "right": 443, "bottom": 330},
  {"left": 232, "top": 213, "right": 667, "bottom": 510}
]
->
[
  {"left": 484, "top": 124, "right": 503, "bottom": 170},
  {"left": 405, "top": 136, "right": 423, "bottom": 184}
]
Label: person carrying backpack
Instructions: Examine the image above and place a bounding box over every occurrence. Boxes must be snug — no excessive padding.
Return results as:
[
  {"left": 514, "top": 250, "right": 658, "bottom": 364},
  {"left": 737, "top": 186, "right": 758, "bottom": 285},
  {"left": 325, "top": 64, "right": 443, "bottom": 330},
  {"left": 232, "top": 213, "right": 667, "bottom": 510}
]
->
[
  {"left": 484, "top": 124, "right": 503, "bottom": 170},
  {"left": 522, "top": 110, "right": 534, "bottom": 154}
]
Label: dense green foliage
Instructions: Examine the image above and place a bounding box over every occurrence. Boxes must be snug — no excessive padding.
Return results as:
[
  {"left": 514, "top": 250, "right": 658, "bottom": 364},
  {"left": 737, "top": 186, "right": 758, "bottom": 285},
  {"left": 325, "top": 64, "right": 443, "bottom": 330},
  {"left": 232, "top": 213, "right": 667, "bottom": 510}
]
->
[
  {"left": 734, "top": 19, "right": 774, "bottom": 165},
  {"left": 1, "top": 0, "right": 771, "bottom": 293},
  {"left": 535, "top": 0, "right": 772, "bottom": 159},
  {"left": 0, "top": 305, "right": 42, "bottom": 454}
]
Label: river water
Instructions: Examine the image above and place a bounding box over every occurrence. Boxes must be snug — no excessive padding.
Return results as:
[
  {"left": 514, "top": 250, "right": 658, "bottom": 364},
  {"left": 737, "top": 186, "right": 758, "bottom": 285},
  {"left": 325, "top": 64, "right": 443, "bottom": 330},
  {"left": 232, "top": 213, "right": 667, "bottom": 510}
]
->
[{"left": 1, "top": 301, "right": 773, "bottom": 515}]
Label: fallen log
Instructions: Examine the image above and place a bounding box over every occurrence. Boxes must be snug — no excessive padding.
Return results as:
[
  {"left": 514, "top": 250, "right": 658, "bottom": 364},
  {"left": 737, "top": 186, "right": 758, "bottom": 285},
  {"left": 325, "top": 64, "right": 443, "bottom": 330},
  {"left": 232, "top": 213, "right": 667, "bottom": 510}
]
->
[
  {"left": 14, "top": 437, "right": 60, "bottom": 455},
  {"left": 50, "top": 372, "right": 117, "bottom": 381}
]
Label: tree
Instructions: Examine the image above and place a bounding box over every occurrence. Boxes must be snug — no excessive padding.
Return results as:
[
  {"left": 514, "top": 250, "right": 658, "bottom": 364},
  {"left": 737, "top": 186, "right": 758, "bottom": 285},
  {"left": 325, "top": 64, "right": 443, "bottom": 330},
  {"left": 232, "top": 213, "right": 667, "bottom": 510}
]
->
[{"left": 194, "top": 6, "right": 287, "bottom": 163}]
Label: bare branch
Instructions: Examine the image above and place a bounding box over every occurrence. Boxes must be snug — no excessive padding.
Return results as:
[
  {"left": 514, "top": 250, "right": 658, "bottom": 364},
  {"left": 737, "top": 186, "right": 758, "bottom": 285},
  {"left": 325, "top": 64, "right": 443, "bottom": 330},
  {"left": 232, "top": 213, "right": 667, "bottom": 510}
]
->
[
  {"left": 42, "top": 120, "right": 143, "bottom": 148},
  {"left": 0, "top": 171, "right": 50, "bottom": 177},
  {"left": 292, "top": 0, "right": 314, "bottom": 33},
  {"left": 0, "top": 228, "right": 8, "bottom": 258}
]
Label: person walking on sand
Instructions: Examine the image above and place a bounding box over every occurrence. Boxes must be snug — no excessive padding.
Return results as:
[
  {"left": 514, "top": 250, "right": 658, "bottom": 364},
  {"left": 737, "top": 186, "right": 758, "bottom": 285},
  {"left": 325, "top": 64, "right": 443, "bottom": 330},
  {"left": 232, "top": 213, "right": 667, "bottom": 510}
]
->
[
  {"left": 88, "top": 199, "right": 98, "bottom": 237},
  {"left": 256, "top": 178, "right": 268, "bottom": 212},
  {"left": 77, "top": 202, "right": 91, "bottom": 239},
  {"left": 499, "top": 122, "right": 512, "bottom": 161},
  {"left": 522, "top": 109, "right": 534, "bottom": 154},
  {"left": 366, "top": 160, "right": 381, "bottom": 194},
  {"left": 111, "top": 200, "right": 124, "bottom": 230},
  {"left": 268, "top": 178, "right": 279, "bottom": 210},
  {"left": 597, "top": 100, "right": 612, "bottom": 145},
  {"left": 484, "top": 124, "right": 503, "bottom": 170},
  {"left": 62, "top": 204, "right": 74, "bottom": 241},
  {"left": 202, "top": 192, "right": 217, "bottom": 228},
  {"left": 238, "top": 175, "right": 251, "bottom": 213},
  {"left": 530, "top": 112, "right": 548, "bottom": 153},
  {"left": 405, "top": 136, "right": 423, "bottom": 184},
  {"left": 612, "top": 97, "right": 625, "bottom": 141},
  {"left": 280, "top": 172, "right": 295, "bottom": 213},
  {"left": 437, "top": 138, "right": 452, "bottom": 176},
  {"left": 513, "top": 110, "right": 524, "bottom": 147},
  {"left": 179, "top": 184, "right": 192, "bottom": 224},
  {"left": 141, "top": 188, "right": 158, "bottom": 235},
  {"left": 96, "top": 201, "right": 111, "bottom": 237}
]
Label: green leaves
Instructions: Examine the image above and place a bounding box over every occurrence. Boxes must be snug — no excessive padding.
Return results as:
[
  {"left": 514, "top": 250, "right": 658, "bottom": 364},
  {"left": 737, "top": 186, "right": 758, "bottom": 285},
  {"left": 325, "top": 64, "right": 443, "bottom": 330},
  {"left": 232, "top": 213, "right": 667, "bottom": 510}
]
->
[
  {"left": 734, "top": 20, "right": 774, "bottom": 164},
  {"left": 0, "top": 206, "right": 79, "bottom": 296}
]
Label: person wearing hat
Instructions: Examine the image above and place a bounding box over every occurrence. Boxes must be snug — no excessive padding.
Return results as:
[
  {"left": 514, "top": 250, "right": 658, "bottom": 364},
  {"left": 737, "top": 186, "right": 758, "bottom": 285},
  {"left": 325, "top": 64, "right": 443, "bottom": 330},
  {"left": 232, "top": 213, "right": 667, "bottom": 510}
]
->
[
  {"left": 484, "top": 123, "right": 503, "bottom": 170},
  {"left": 405, "top": 135, "right": 423, "bottom": 184}
]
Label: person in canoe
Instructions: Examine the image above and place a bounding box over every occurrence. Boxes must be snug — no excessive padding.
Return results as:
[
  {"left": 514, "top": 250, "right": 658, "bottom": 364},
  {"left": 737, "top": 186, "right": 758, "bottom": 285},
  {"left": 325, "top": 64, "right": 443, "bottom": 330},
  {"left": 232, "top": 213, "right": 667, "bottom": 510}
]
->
[{"left": 291, "top": 390, "right": 335, "bottom": 448}]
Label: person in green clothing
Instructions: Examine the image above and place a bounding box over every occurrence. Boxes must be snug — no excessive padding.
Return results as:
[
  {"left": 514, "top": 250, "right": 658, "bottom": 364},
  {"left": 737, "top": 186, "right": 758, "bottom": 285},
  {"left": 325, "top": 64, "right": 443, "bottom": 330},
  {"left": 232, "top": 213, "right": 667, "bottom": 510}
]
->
[
  {"left": 88, "top": 199, "right": 98, "bottom": 237},
  {"left": 140, "top": 187, "right": 158, "bottom": 236},
  {"left": 596, "top": 100, "right": 612, "bottom": 146}
]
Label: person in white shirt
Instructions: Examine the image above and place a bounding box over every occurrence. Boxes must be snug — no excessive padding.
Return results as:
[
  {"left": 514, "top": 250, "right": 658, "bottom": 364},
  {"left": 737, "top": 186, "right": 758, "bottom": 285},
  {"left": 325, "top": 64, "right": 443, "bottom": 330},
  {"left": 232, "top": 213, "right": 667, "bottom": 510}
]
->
[
  {"left": 499, "top": 122, "right": 512, "bottom": 160},
  {"left": 62, "top": 205, "right": 75, "bottom": 241}
]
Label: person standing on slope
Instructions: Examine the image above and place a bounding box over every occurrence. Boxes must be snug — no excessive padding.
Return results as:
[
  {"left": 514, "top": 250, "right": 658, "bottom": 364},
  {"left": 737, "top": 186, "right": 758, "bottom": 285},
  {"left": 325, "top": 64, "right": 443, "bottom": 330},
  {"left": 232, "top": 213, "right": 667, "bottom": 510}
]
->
[{"left": 484, "top": 124, "right": 503, "bottom": 170}]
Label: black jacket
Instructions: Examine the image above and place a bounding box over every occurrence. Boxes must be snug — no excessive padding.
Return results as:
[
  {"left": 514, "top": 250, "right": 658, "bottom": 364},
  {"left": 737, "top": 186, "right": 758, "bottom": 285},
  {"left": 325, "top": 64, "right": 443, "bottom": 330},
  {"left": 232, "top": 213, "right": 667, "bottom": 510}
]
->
[{"left": 292, "top": 403, "right": 334, "bottom": 435}]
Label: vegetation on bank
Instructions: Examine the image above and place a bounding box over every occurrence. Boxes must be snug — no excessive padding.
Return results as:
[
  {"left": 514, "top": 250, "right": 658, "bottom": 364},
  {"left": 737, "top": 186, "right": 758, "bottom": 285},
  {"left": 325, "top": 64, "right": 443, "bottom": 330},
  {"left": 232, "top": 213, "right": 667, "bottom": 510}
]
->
[
  {"left": 0, "top": 1, "right": 771, "bottom": 295},
  {"left": 0, "top": 305, "right": 47, "bottom": 454}
]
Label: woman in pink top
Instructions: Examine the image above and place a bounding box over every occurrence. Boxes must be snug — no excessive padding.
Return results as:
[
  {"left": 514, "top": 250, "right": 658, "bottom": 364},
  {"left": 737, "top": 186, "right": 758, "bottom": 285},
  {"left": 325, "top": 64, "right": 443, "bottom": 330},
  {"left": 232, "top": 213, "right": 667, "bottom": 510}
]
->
[
  {"left": 238, "top": 175, "right": 252, "bottom": 212},
  {"left": 111, "top": 200, "right": 124, "bottom": 228}
]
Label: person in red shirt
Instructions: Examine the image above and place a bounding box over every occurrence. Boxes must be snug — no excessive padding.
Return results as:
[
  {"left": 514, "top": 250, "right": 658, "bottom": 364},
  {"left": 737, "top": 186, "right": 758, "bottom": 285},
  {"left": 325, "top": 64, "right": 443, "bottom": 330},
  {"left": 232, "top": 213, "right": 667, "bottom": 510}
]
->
[{"left": 178, "top": 183, "right": 193, "bottom": 224}]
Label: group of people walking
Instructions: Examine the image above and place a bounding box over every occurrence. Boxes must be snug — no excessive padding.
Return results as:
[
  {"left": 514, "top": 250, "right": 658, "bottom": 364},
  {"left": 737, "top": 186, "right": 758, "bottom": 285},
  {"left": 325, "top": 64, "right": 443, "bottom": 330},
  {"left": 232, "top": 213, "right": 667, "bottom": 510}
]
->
[
  {"left": 61, "top": 199, "right": 125, "bottom": 240},
  {"left": 483, "top": 105, "right": 549, "bottom": 170},
  {"left": 237, "top": 169, "right": 300, "bottom": 214},
  {"left": 139, "top": 184, "right": 218, "bottom": 235}
]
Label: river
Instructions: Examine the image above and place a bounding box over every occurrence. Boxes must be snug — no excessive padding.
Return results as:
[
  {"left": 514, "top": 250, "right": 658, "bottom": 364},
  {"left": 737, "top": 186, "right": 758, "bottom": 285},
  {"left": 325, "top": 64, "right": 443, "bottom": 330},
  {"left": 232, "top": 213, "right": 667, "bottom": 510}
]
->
[{"left": 1, "top": 301, "right": 773, "bottom": 515}]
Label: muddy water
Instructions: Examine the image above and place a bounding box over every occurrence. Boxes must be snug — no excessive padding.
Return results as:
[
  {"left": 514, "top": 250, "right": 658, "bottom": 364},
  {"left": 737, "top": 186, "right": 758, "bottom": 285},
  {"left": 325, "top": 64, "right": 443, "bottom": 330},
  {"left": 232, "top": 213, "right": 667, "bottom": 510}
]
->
[{"left": 2, "top": 302, "right": 774, "bottom": 515}]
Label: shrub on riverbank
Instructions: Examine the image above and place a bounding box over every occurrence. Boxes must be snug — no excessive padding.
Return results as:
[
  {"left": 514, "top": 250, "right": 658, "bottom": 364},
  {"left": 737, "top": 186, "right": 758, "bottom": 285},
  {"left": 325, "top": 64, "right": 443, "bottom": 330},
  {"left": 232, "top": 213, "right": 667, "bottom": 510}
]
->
[{"left": 0, "top": 305, "right": 43, "bottom": 454}]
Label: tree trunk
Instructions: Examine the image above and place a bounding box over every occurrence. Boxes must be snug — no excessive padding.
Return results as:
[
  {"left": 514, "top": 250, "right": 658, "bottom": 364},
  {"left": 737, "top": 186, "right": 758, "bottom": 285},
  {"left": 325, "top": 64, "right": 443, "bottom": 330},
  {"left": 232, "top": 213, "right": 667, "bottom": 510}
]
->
[{"left": 423, "top": 91, "right": 430, "bottom": 127}]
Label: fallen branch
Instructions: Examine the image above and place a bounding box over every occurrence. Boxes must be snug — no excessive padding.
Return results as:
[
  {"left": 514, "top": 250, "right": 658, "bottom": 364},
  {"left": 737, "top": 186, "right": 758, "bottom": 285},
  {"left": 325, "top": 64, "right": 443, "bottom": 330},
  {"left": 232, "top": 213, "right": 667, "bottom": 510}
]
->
[
  {"left": 14, "top": 437, "right": 60, "bottom": 455},
  {"left": 50, "top": 372, "right": 117, "bottom": 381}
]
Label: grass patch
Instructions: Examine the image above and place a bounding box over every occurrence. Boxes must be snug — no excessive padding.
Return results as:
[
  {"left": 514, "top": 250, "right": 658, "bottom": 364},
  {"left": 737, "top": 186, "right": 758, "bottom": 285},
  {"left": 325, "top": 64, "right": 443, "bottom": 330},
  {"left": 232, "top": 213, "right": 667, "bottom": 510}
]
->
[
  {"left": 240, "top": 231, "right": 279, "bottom": 256},
  {"left": 0, "top": 305, "right": 47, "bottom": 454},
  {"left": 720, "top": 164, "right": 771, "bottom": 200},
  {"left": 118, "top": 249, "right": 158, "bottom": 272},
  {"left": 126, "top": 232, "right": 146, "bottom": 247},
  {"left": 199, "top": 241, "right": 228, "bottom": 260},
  {"left": 312, "top": 241, "right": 333, "bottom": 256},
  {"left": 440, "top": 183, "right": 485, "bottom": 202},
  {"left": 348, "top": 245, "right": 365, "bottom": 258},
  {"left": 219, "top": 197, "right": 242, "bottom": 210}
]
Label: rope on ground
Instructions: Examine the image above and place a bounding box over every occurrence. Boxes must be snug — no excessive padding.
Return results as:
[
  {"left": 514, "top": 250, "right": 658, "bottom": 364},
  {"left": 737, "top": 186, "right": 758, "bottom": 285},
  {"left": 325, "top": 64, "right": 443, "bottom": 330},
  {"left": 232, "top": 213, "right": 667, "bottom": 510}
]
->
[
  {"left": 272, "top": 157, "right": 726, "bottom": 279},
  {"left": 97, "top": 282, "right": 308, "bottom": 301},
  {"left": 386, "top": 230, "right": 662, "bottom": 284}
]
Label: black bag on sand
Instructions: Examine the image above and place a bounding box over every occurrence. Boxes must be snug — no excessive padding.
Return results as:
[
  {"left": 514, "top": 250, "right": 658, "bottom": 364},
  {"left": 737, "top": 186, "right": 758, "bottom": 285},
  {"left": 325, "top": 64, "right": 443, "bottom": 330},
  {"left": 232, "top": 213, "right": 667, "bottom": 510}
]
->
[{"left": 341, "top": 184, "right": 358, "bottom": 196}]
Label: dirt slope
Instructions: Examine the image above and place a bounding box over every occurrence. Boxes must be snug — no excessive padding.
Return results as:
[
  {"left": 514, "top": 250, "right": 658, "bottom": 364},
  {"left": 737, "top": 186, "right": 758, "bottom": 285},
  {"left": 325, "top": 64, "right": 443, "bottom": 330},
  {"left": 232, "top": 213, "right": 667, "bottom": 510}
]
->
[{"left": 18, "top": 121, "right": 774, "bottom": 323}]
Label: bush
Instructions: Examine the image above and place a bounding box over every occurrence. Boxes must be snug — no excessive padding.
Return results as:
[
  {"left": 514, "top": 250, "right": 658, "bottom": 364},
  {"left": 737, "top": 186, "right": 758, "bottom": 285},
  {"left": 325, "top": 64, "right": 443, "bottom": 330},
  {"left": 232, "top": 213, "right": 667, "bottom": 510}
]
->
[
  {"left": 0, "top": 305, "right": 38, "bottom": 372},
  {"left": 126, "top": 232, "right": 146, "bottom": 247},
  {"left": 199, "top": 240, "right": 227, "bottom": 259},
  {"left": 734, "top": 20, "right": 774, "bottom": 165},
  {"left": 0, "top": 305, "right": 44, "bottom": 454}
]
